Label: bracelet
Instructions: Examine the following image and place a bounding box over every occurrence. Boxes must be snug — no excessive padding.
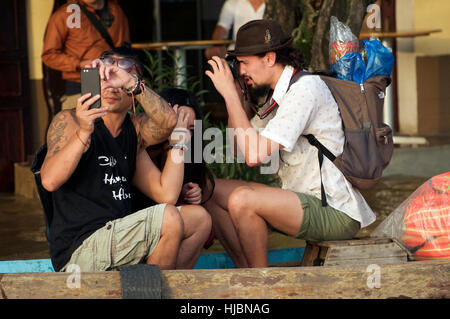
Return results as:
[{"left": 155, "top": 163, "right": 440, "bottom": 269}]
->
[
  {"left": 75, "top": 129, "right": 88, "bottom": 148},
  {"left": 124, "top": 74, "right": 144, "bottom": 96},
  {"left": 168, "top": 142, "right": 187, "bottom": 151}
]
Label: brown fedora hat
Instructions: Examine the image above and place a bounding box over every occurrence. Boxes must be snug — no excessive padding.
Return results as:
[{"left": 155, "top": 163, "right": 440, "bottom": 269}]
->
[{"left": 227, "top": 19, "right": 293, "bottom": 56}]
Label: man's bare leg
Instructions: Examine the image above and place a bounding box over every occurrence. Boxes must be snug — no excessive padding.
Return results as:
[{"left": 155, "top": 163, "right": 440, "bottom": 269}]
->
[
  {"left": 146, "top": 205, "right": 183, "bottom": 269},
  {"left": 176, "top": 205, "right": 212, "bottom": 269},
  {"left": 227, "top": 184, "right": 304, "bottom": 268},
  {"left": 203, "top": 179, "right": 250, "bottom": 268}
]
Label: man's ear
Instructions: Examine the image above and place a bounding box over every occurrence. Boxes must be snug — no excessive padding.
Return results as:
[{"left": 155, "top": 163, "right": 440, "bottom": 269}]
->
[{"left": 265, "top": 52, "right": 277, "bottom": 67}]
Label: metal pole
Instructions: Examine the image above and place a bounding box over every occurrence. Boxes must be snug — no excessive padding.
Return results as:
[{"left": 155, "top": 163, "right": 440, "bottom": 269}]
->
[
  {"left": 154, "top": 0, "right": 163, "bottom": 85},
  {"left": 382, "top": 38, "right": 395, "bottom": 132}
]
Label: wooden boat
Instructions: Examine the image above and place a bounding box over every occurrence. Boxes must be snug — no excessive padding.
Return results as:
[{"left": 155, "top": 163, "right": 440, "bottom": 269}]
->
[
  {"left": 0, "top": 247, "right": 305, "bottom": 273},
  {"left": 1, "top": 238, "right": 449, "bottom": 299}
]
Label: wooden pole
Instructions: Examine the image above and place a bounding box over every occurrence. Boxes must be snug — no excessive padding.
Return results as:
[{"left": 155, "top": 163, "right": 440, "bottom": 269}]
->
[{"left": 0, "top": 260, "right": 449, "bottom": 299}]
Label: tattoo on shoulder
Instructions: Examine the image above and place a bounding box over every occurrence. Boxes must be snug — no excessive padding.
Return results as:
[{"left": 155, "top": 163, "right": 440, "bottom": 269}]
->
[{"left": 47, "top": 112, "right": 70, "bottom": 155}]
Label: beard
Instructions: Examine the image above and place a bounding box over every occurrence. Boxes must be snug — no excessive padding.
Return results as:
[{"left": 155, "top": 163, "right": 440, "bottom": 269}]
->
[{"left": 247, "top": 83, "right": 272, "bottom": 107}]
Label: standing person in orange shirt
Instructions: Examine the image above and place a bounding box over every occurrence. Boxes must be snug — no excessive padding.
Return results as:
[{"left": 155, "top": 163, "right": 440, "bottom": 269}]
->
[{"left": 42, "top": 0, "right": 130, "bottom": 110}]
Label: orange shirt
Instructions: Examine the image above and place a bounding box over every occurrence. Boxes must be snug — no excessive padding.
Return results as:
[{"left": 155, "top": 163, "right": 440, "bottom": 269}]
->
[{"left": 42, "top": 0, "right": 130, "bottom": 82}]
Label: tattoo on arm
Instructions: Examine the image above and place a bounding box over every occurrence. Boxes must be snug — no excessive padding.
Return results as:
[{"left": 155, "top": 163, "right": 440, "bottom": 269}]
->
[
  {"left": 135, "top": 86, "right": 176, "bottom": 148},
  {"left": 47, "top": 112, "right": 69, "bottom": 155}
]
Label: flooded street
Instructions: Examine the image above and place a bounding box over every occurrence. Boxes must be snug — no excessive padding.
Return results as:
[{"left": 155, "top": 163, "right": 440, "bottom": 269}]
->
[{"left": 0, "top": 174, "right": 429, "bottom": 260}]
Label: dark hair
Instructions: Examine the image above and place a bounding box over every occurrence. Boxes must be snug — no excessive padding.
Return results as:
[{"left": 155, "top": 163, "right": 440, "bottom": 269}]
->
[
  {"left": 256, "top": 46, "right": 306, "bottom": 70},
  {"left": 101, "top": 42, "right": 144, "bottom": 77},
  {"left": 275, "top": 46, "right": 306, "bottom": 70},
  {"left": 159, "top": 88, "right": 203, "bottom": 120},
  {"left": 158, "top": 88, "right": 215, "bottom": 204}
]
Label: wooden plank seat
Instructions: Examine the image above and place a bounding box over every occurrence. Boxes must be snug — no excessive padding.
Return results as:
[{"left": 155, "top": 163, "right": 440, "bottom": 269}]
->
[{"left": 301, "top": 237, "right": 411, "bottom": 267}]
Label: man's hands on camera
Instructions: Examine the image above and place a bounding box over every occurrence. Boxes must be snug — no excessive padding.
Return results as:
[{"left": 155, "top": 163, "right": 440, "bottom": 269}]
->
[{"left": 205, "top": 56, "right": 238, "bottom": 99}]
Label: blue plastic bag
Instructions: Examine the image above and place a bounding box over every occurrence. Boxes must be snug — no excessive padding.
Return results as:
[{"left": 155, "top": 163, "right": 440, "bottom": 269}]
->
[
  {"left": 363, "top": 39, "right": 394, "bottom": 81},
  {"left": 330, "top": 40, "right": 394, "bottom": 84},
  {"left": 330, "top": 52, "right": 366, "bottom": 83}
]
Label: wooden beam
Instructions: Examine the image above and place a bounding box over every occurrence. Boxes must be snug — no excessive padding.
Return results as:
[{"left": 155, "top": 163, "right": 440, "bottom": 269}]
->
[{"left": 0, "top": 261, "right": 449, "bottom": 299}]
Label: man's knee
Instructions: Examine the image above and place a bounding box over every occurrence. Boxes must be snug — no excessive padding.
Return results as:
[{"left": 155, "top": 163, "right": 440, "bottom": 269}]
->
[
  {"left": 183, "top": 205, "right": 212, "bottom": 233},
  {"left": 161, "top": 204, "right": 184, "bottom": 240},
  {"left": 228, "top": 186, "right": 255, "bottom": 218}
]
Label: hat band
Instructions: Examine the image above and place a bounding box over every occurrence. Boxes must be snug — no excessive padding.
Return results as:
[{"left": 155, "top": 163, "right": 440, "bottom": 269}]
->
[{"left": 229, "top": 37, "right": 293, "bottom": 56}]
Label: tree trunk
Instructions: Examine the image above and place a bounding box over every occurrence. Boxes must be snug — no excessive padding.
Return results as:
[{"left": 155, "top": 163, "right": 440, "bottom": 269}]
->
[
  {"left": 263, "top": 0, "right": 302, "bottom": 36},
  {"left": 264, "top": 0, "right": 376, "bottom": 71}
]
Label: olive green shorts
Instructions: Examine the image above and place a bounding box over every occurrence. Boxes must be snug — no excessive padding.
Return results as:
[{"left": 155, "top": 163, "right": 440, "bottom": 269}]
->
[
  {"left": 61, "top": 203, "right": 166, "bottom": 272},
  {"left": 295, "top": 193, "right": 360, "bottom": 242}
]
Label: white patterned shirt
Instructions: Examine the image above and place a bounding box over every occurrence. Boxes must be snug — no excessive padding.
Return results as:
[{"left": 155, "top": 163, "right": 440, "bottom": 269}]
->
[
  {"left": 217, "top": 0, "right": 265, "bottom": 50},
  {"left": 251, "top": 65, "right": 376, "bottom": 227}
]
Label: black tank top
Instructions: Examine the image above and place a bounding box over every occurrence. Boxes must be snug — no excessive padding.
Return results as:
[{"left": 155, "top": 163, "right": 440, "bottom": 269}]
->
[{"left": 50, "top": 115, "right": 137, "bottom": 271}]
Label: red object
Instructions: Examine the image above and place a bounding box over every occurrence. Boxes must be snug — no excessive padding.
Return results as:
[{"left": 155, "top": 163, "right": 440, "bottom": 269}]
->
[{"left": 401, "top": 172, "right": 450, "bottom": 260}]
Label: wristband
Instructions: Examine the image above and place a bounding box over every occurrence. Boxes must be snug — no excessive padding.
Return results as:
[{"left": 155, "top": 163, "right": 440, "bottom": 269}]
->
[
  {"left": 124, "top": 74, "right": 144, "bottom": 96},
  {"left": 168, "top": 142, "right": 187, "bottom": 151},
  {"left": 76, "top": 129, "right": 88, "bottom": 148}
]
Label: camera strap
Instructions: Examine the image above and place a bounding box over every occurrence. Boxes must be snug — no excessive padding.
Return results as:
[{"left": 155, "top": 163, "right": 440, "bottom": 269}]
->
[
  {"left": 79, "top": 2, "right": 115, "bottom": 49},
  {"left": 255, "top": 68, "right": 306, "bottom": 119}
]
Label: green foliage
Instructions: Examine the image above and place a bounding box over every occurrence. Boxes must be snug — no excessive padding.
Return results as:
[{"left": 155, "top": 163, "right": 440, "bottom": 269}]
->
[
  {"left": 134, "top": 49, "right": 208, "bottom": 112},
  {"left": 293, "top": 26, "right": 314, "bottom": 66}
]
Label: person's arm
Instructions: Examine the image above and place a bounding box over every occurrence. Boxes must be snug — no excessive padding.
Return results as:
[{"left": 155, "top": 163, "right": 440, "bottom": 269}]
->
[
  {"left": 40, "top": 94, "right": 108, "bottom": 192},
  {"left": 133, "top": 87, "right": 177, "bottom": 150},
  {"left": 206, "top": 57, "right": 281, "bottom": 167},
  {"left": 228, "top": 78, "right": 256, "bottom": 157},
  {"left": 204, "top": 0, "right": 234, "bottom": 59},
  {"left": 132, "top": 108, "right": 191, "bottom": 205},
  {"left": 41, "top": 11, "right": 83, "bottom": 73},
  {"left": 204, "top": 25, "right": 228, "bottom": 59}
]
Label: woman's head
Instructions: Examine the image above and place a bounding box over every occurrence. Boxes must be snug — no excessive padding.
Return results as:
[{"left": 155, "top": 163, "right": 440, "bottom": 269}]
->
[{"left": 159, "top": 88, "right": 203, "bottom": 127}]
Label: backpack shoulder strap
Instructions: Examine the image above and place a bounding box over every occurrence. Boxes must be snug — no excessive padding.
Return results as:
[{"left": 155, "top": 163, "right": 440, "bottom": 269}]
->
[
  {"left": 79, "top": 2, "right": 114, "bottom": 49},
  {"left": 287, "top": 70, "right": 337, "bottom": 164}
]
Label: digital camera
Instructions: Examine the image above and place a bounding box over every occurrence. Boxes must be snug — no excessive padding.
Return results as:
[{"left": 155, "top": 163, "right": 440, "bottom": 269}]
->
[{"left": 225, "top": 56, "right": 240, "bottom": 79}]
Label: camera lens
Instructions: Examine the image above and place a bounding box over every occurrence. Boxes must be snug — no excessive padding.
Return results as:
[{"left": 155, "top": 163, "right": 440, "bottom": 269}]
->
[{"left": 225, "top": 56, "right": 239, "bottom": 79}]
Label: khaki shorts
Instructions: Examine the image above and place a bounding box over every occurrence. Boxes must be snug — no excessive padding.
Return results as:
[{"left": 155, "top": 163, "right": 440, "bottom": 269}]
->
[
  {"left": 295, "top": 193, "right": 360, "bottom": 242},
  {"left": 60, "top": 93, "right": 81, "bottom": 110},
  {"left": 61, "top": 204, "right": 166, "bottom": 272}
]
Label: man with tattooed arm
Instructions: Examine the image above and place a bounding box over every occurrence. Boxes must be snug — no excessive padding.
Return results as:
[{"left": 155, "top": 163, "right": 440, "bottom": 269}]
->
[{"left": 40, "top": 46, "right": 211, "bottom": 272}]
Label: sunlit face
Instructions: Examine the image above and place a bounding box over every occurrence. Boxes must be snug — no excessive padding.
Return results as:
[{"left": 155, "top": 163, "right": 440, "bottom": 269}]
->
[{"left": 236, "top": 55, "right": 269, "bottom": 88}]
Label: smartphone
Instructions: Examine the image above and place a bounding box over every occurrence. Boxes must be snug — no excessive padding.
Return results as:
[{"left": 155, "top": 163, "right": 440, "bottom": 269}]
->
[{"left": 81, "top": 68, "right": 101, "bottom": 109}]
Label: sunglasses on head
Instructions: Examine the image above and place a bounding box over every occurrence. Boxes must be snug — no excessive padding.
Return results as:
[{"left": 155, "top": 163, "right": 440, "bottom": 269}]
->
[{"left": 100, "top": 55, "right": 135, "bottom": 73}]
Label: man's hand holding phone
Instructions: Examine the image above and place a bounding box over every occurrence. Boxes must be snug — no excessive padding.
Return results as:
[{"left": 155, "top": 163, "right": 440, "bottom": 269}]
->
[{"left": 76, "top": 93, "right": 108, "bottom": 137}]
